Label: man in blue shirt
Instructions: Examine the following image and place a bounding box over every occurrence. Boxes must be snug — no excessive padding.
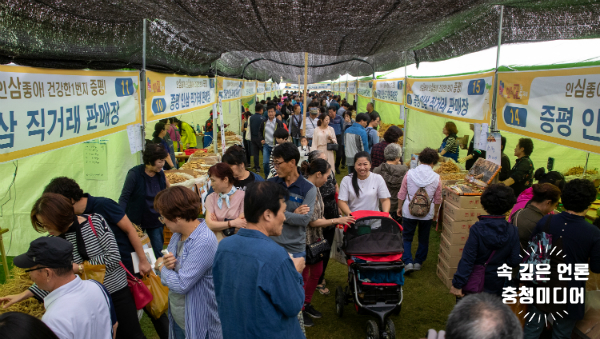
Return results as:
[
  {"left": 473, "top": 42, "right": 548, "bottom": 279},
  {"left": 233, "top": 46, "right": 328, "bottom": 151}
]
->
[
  {"left": 328, "top": 106, "right": 344, "bottom": 174},
  {"left": 344, "top": 113, "right": 370, "bottom": 173},
  {"left": 213, "top": 181, "right": 306, "bottom": 339},
  {"left": 365, "top": 112, "right": 381, "bottom": 152},
  {"left": 268, "top": 143, "right": 316, "bottom": 257},
  {"left": 249, "top": 103, "right": 266, "bottom": 172}
]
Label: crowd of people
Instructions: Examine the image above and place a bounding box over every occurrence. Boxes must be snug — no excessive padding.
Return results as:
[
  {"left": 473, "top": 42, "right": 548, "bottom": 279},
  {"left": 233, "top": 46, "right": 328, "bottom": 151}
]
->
[{"left": 1, "top": 90, "right": 599, "bottom": 339}]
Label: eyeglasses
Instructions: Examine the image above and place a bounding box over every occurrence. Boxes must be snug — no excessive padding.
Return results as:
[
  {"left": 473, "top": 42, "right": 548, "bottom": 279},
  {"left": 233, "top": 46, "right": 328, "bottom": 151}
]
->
[
  {"left": 158, "top": 216, "right": 165, "bottom": 224},
  {"left": 273, "top": 161, "right": 285, "bottom": 168},
  {"left": 25, "top": 266, "right": 50, "bottom": 273}
]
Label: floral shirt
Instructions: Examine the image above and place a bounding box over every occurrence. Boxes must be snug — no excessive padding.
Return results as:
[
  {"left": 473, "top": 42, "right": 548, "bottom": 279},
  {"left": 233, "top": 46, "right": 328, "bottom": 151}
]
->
[{"left": 307, "top": 191, "right": 324, "bottom": 245}]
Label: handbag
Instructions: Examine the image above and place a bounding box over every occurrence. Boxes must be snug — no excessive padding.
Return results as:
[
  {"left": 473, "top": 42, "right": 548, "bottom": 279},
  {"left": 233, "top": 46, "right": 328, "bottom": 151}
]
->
[
  {"left": 306, "top": 239, "right": 331, "bottom": 265},
  {"left": 143, "top": 272, "right": 169, "bottom": 319},
  {"left": 76, "top": 216, "right": 107, "bottom": 283},
  {"left": 120, "top": 262, "right": 153, "bottom": 310},
  {"left": 462, "top": 250, "right": 496, "bottom": 294},
  {"left": 327, "top": 143, "right": 339, "bottom": 151}
]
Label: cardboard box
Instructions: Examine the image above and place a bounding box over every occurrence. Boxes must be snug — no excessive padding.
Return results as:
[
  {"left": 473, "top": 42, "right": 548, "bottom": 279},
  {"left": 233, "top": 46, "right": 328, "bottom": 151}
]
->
[
  {"left": 436, "top": 263, "right": 453, "bottom": 289},
  {"left": 438, "top": 254, "right": 458, "bottom": 277},
  {"left": 442, "top": 226, "right": 469, "bottom": 245},
  {"left": 439, "top": 245, "right": 462, "bottom": 267},
  {"left": 444, "top": 189, "right": 482, "bottom": 209},
  {"left": 440, "top": 233, "right": 465, "bottom": 258},
  {"left": 444, "top": 200, "right": 485, "bottom": 222},
  {"left": 443, "top": 213, "right": 472, "bottom": 234}
]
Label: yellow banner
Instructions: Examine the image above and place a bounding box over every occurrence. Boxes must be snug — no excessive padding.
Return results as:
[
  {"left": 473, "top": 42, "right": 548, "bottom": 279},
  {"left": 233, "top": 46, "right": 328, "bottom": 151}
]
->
[
  {"left": 217, "top": 77, "right": 242, "bottom": 103},
  {"left": 373, "top": 77, "right": 405, "bottom": 105},
  {"left": 0, "top": 65, "right": 141, "bottom": 163},
  {"left": 145, "top": 71, "right": 216, "bottom": 122},
  {"left": 357, "top": 80, "right": 373, "bottom": 98},
  {"left": 497, "top": 66, "right": 600, "bottom": 154},
  {"left": 406, "top": 71, "right": 494, "bottom": 124}
]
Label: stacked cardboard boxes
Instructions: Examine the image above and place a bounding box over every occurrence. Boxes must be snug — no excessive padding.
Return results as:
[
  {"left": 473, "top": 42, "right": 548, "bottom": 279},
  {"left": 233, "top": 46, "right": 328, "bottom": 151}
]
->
[{"left": 436, "top": 192, "right": 484, "bottom": 289}]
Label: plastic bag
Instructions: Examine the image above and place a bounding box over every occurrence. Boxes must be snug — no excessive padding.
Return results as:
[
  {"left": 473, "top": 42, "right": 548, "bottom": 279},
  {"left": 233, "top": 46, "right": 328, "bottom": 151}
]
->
[
  {"left": 143, "top": 272, "right": 169, "bottom": 319},
  {"left": 79, "top": 261, "right": 106, "bottom": 284}
]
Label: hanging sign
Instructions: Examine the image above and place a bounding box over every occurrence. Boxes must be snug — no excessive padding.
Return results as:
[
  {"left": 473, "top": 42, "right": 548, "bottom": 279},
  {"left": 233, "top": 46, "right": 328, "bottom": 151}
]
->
[
  {"left": 406, "top": 71, "right": 494, "bottom": 124},
  {"left": 497, "top": 66, "right": 600, "bottom": 154},
  {"left": 333, "top": 83, "right": 340, "bottom": 92},
  {"left": 347, "top": 81, "right": 357, "bottom": 94},
  {"left": 486, "top": 132, "right": 502, "bottom": 166},
  {"left": 373, "top": 78, "right": 405, "bottom": 105},
  {"left": 145, "top": 70, "right": 215, "bottom": 122},
  {"left": 358, "top": 81, "right": 373, "bottom": 98},
  {"left": 0, "top": 65, "right": 141, "bottom": 163},
  {"left": 257, "top": 82, "right": 265, "bottom": 94},
  {"left": 217, "top": 78, "right": 242, "bottom": 102},
  {"left": 242, "top": 80, "right": 256, "bottom": 97}
]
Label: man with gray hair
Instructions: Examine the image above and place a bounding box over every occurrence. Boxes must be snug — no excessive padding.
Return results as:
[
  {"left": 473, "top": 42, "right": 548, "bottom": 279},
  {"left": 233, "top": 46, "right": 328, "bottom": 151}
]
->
[
  {"left": 445, "top": 293, "right": 522, "bottom": 339},
  {"left": 373, "top": 143, "right": 408, "bottom": 224}
]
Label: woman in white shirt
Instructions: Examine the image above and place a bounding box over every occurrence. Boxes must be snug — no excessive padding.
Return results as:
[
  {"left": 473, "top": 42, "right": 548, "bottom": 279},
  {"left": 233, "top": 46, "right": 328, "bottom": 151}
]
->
[{"left": 338, "top": 151, "right": 391, "bottom": 215}]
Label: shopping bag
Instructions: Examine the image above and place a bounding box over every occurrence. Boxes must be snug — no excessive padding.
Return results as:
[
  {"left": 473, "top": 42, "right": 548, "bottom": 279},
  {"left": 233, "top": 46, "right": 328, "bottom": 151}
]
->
[
  {"left": 79, "top": 261, "right": 106, "bottom": 284},
  {"left": 143, "top": 272, "right": 170, "bottom": 319}
]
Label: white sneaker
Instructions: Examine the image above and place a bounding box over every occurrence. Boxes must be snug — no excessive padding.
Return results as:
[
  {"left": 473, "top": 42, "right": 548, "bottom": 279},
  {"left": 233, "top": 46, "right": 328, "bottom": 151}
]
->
[
  {"left": 414, "top": 263, "right": 422, "bottom": 271},
  {"left": 405, "top": 263, "right": 414, "bottom": 273}
]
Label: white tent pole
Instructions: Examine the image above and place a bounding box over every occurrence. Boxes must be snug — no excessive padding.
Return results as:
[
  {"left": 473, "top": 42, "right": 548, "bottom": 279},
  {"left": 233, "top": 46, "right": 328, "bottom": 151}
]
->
[
  {"left": 140, "top": 18, "right": 147, "bottom": 163},
  {"left": 402, "top": 51, "right": 408, "bottom": 165},
  {"left": 490, "top": 5, "right": 504, "bottom": 132}
]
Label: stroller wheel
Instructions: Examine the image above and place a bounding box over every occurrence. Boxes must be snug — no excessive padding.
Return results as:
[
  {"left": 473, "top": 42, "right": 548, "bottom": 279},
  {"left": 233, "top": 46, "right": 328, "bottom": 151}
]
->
[
  {"left": 384, "top": 318, "right": 396, "bottom": 339},
  {"left": 335, "top": 286, "right": 345, "bottom": 317},
  {"left": 366, "top": 320, "right": 379, "bottom": 339}
]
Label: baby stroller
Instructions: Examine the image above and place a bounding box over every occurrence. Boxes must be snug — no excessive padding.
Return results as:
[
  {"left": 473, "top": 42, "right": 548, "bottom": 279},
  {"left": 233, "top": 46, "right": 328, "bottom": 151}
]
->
[{"left": 335, "top": 211, "right": 405, "bottom": 339}]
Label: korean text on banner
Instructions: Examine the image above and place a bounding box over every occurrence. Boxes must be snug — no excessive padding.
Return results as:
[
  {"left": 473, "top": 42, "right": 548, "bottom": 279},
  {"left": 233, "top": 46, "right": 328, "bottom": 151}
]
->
[
  {"left": 333, "top": 83, "right": 339, "bottom": 92},
  {"left": 497, "top": 66, "right": 600, "bottom": 154},
  {"left": 145, "top": 70, "right": 215, "bottom": 122},
  {"left": 257, "top": 82, "right": 265, "bottom": 94},
  {"left": 347, "top": 81, "right": 357, "bottom": 94},
  {"left": 217, "top": 78, "right": 242, "bottom": 102},
  {"left": 0, "top": 66, "right": 141, "bottom": 163},
  {"left": 374, "top": 78, "right": 405, "bottom": 105},
  {"left": 358, "top": 81, "right": 373, "bottom": 98},
  {"left": 406, "top": 71, "right": 494, "bottom": 124},
  {"left": 243, "top": 81, "right": 256, "bottom": 97}
]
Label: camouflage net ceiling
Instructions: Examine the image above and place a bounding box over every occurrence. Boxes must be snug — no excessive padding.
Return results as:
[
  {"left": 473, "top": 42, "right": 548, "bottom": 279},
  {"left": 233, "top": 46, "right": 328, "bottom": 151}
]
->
[{"left": 1, "top": 0, "right": 599, "bottom": 83}]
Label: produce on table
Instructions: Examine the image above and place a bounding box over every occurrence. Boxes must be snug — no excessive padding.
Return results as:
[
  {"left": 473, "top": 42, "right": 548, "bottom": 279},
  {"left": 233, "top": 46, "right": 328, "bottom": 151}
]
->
[
  {"left": 440, "top": 173, "right": 467, "bottom": 181},
  {"left": 378, "top": 122, "right": 404, "bottom": 139},
  {"left": 165, "top": 173, "right": 189, "bottom": 184},
  {"left": 564, "top": 166, "right": 598, "bottom": 176},
  {"left": 435, "top": 161, "right": 461, "bottom": 174},
  {"left": 0, "top": 267, "right": 45, "bottom": 318},
  {"left": 224, "top": 131, "right": 236, "bottom": 136}
]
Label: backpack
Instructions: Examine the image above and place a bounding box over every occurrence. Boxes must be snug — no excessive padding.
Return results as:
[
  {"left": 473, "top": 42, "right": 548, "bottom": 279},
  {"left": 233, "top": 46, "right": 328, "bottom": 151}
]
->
[
  {"left": 408, "top": 186, "right": 433, "bottom": 217},
  {"left": 522, "top": 215, "right": 568, "bottom": 313}
]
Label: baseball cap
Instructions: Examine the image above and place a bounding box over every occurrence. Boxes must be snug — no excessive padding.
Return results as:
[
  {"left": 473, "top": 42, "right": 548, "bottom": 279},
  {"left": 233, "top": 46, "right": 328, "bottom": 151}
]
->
[
  {"left": 13, "top": 237, "right": 73, "bottom": 269},
  {"left": 309, "top": 107, "right": 319, "bottom": 115}
]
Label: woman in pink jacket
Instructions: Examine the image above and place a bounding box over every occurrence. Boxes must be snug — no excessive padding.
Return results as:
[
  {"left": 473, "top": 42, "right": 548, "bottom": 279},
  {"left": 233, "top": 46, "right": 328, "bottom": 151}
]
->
[{"left": 508, "top": 168, "right": 565, "bottom": 222}]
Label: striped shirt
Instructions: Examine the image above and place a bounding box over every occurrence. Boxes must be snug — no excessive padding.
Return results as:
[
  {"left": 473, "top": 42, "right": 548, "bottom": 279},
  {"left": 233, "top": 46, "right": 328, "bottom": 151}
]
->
[
  {"left": 30, "top": 214, "right": 127, "bottom": 299},
  {"left": 160, "top": 219, "right": 222, "bottom": 339}
]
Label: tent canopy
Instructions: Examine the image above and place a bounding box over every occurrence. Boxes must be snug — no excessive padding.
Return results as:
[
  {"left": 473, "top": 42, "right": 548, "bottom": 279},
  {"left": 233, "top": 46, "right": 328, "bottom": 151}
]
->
[{"left": 1, "top": 0, "right": 599, "bottom": 82}]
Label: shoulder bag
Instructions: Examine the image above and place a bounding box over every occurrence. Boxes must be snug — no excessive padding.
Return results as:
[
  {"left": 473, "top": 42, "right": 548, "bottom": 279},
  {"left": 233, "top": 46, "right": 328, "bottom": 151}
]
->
[
  {"left": 306, "top": 239, "right": 331, "bottom": 265},
  {"left": 462, "top": 250, "right": 496, "bottom": 294}
]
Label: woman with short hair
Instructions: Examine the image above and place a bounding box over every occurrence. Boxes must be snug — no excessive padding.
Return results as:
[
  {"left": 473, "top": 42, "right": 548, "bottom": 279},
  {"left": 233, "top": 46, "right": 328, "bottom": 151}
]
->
[
  {"left": 153, "top": 121, "right": 177, "bottom": 170},
  {"left": 511, "top": 183, "right": 561, "bottom": 250},
  {"left": 221, "top": 145, "right": 264, "bottom": 191},
  {"left": 204, "top": 163, "right": 246, "bottom": 242},
  {"left": 119, "top": 143, "right": 170, "bottom": 259},
  {"left": 450, "top": 184, "right": 520, "bottom": 297},
  {"left": 371, "top": 125, "right": 403, "bottom": 169},
  {"left": 439, "top": 121, "right": 459, "bottom": 162},
  {"left": 154, "top": 186, "right": 222, "bottom": 339},
  {"left": 374, "top": 143, "right": 408, "bottom": 224}
]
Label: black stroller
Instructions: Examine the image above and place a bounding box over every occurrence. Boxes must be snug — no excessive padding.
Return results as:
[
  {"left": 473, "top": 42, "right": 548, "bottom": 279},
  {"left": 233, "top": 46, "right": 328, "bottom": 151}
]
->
[{"left": 335, "top": 210, "right": 405, "bottom": 339}]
